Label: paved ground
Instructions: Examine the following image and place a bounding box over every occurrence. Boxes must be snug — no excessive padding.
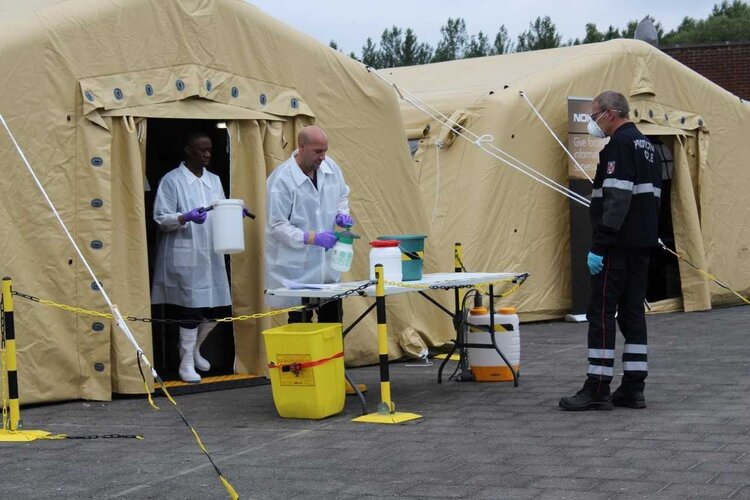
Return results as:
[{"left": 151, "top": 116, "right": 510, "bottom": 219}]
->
[{"left": 2, "top": 305, "right": 749, "bottom": 499}]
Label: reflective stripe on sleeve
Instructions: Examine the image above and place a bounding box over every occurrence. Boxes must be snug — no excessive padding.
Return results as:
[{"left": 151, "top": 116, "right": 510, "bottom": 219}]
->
[
  {"left": 602, "top": 178, "right": 634, "bottom": 191},
  {"left": 632, "top": 183, "right": 661, "bottom": 197}
]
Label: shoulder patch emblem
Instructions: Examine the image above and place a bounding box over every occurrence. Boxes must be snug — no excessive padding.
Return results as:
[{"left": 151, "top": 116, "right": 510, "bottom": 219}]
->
[{"left": 606, "top": 161, "right": 616, "bottom": 174}]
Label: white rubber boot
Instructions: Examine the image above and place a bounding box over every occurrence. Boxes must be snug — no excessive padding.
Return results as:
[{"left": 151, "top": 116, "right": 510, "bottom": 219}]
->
[
  {"left": 194, "top": 322, "right": 216, "bottom": 372},
  {"left": 178, "top": 327, "right": 201, "bottom": 383}
]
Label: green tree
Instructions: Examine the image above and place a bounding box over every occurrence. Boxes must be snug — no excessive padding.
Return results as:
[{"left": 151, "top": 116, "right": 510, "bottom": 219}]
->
[
  {"left": 492, "top": 25, "right": 514, "bottom": 54},
  {"left": 603, "top": 25, "right": 621, "bottom": 40},
  {"left": 432, "top": 17, "right": 468, "bottom": 62},
  {"left": 582, "top": 23, "right": 605, "bottom": 44},
  {"left": 662, "top": 0, "right": 750, "bottom": 45},
  {"left": 401, "top": 28, "right": 433, "bottom": 66},
  {"left": 465, "top": 31, "right": 491, "bottom": 58},
  {"left": 329, "top": 40, "right": 339, "bottom": 50},
  {"left": 379, "top": 26, "right": 403, "bottom": 68},
  {"left": 361, "top": 37, "right": 379, "bottom": 67},
  {"left": 516, "top": 16, "right": 562, "bottom": 51},
  {"left": 359, "top": 27, "right": 433, "bottom": 68}
]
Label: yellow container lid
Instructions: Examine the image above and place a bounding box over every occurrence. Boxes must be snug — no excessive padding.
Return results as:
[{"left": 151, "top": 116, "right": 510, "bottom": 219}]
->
[
  {"left": 497, "top": 307, "right": 517, "bottom": 314},
  {"left": 469, "top": 307, "right": 488, "bottom": 315}
]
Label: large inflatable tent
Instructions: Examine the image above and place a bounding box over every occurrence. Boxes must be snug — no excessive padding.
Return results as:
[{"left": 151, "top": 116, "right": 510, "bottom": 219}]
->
[
  {"left": 0, "top": 0, "right": 433, "bottom": 403},
  {"left": 380, "top": 39, "right": 750, "bottom": 322}
]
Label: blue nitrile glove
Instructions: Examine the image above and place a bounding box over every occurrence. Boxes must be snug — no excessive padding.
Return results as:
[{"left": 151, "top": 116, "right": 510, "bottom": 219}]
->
[
  {"left": 183, "top": 207, "right": 208, "bottom": 224},
  {"left": 335, "top": 213, "right": 354, "bottom": 228},
  {"left": 306, "top": 231, "right": 337, "bottom": 250},
  {"left": 587, "top": 251, "right": 604, "bottom": 275}
]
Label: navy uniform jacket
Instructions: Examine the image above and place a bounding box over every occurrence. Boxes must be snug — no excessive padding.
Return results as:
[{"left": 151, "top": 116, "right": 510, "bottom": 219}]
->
[{"left": 590, "top": 122, "right": 662, "bottom": 255}]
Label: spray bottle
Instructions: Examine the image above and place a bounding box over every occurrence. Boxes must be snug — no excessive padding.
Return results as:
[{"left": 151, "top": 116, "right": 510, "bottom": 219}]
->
[{"left": 330, "top": 227, "right": 360, "bottom": 273}]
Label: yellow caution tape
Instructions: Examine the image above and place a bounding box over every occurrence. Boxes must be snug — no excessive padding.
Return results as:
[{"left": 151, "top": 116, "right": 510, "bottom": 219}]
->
[{"left": 14, "top": 294, "right": 305, "bottom": 323}]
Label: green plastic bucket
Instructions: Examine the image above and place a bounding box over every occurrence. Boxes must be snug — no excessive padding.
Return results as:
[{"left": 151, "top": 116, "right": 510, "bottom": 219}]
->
[{"left": 377, "top": 234, "right": 427, "bottom": 281}]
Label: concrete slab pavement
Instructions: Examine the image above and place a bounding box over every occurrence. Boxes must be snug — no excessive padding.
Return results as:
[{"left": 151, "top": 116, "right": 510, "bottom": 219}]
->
[{"left": 1, "top": 305, "right": 749, "bottom": 499}]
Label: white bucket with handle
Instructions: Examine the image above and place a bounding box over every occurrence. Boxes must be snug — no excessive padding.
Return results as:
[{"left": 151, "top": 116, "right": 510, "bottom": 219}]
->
[{"left": 212, "top": 199, "right": 245, "bottom": 254}]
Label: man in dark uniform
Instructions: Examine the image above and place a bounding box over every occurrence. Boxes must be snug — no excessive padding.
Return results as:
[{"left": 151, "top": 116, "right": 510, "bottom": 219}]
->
[{"left": 560, "top": 91, "right": 661, "bottom": 411}]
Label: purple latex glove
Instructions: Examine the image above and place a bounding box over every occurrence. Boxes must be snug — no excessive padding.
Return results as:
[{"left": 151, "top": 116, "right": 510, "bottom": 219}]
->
[
  {"left": 183, "top": 207, "right": 208, "bottom": 224},
  {"left": 335, "top": 213, "right": 354, "bottom": 228},
  {"left": 242, "top": 207, "right": 256, "bottom": 219},
  {"left": 307, "top": 231, "right": 337, "bottom": 249}
]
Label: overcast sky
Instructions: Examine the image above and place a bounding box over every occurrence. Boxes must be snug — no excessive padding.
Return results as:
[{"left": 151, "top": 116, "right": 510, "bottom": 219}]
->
[{"left": 248, "top": 1, "right": 721, "bottom": 55}]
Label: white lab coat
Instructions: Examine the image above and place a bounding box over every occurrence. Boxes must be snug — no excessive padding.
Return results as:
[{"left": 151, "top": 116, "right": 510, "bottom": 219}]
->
[
  {"left": 265, "top": 153, "right": 350, "bottom": 306},
  {"left": 151, "top": 163, "right": 231, "bottom": 308}
]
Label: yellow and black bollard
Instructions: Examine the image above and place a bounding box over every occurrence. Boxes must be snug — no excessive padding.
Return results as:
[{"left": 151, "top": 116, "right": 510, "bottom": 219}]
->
[
  {"left": 454, "top": 241, "right": 465, "bottom": 313},
  {"left": 1, "top": 277, "right": 50, "bottom": 441},
  {"left": 353, "top": 265, "right": 421, "bottom": 424}
]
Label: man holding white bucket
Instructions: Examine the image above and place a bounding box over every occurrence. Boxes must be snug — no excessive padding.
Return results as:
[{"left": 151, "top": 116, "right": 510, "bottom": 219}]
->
[
  {"left": 151, "top": 131, "right": 250, "bottom": 383},
  {"left": 265, "top": 125, "right": 353, "bottom": 323}
]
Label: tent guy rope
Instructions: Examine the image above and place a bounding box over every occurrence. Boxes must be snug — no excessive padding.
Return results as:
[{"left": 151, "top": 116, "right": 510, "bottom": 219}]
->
[
  {"left": 368, "top": 67, "right": 591, "bottom": 208},
  {"left": 518, "top": 90, "right": 593, "bottom": 183}
]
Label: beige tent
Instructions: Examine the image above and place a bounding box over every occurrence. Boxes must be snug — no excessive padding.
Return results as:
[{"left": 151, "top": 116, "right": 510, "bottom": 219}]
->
[
  {"left": 0, "top": 0, "right": 432, "bottom": 403},
  {"left": 380, "top": 39, "right": 750, "bottom": 322}
]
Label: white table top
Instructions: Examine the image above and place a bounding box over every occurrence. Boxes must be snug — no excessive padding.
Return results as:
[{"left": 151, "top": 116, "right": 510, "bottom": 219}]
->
[{"left": 265, "top": 272, "right": 525, "bottom": 299}]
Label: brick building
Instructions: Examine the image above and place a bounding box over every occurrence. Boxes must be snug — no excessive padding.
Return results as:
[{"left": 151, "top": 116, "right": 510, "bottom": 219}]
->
[{"left": 661, "top": 41, "right": 750, "bottom": 100}]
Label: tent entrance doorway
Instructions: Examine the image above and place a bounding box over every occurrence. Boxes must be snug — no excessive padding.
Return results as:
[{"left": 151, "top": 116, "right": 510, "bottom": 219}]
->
[
  {"left": 144, "top": 118, "right": 235, "bottom": 380},
  {"left": 646, "top": 136, "right": 681, "bottom": 303}
]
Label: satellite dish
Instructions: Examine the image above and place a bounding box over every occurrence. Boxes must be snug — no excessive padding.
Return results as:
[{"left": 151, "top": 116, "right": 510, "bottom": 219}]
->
[{"left": 634, "top": 16, "right": 659, "bottom": 47}]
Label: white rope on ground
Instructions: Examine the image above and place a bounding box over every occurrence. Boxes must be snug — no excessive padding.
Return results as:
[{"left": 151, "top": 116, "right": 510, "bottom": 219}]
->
[
  {"left": 0, "top": 112, "right": 156, "bottom": 377},
  {"left": 370, "top": 69, "right": 591, "bottom": 207},
  {"left": 519, "top": 90, "right": 593, "bottom": 183}
]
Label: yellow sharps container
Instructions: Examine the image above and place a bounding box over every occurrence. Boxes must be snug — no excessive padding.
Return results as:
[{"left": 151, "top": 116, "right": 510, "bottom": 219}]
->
[{"left": 262, "top": 323, "right": 345, "bottom": 419}]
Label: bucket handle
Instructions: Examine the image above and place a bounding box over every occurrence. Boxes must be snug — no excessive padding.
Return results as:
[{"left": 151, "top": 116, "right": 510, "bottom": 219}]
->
[{"left": 399, "top": 247, "right": 422, "bottom": 260}]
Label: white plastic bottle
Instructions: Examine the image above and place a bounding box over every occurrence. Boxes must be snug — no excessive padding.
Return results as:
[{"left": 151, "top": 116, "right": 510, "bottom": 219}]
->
[
  {"left": 466, "top": 306, "right": 520, "bottom": 382},
  {"left": 330, "top": 233, "right": 354, "bottom": 272},
  {"left": 369, "top": 240, "right": 402, "bottom": 282}
]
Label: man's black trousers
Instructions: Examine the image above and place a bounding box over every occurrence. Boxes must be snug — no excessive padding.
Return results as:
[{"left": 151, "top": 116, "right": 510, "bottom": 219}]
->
[{"left": 586, "top": 247, "right": 650, "bottom": 394}]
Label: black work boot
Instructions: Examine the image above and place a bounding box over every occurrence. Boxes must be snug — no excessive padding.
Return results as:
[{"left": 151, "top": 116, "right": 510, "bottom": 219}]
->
[
  {"left": 612, "top": 385, "right": 646, "bottom": 409},
  {"left": 559, "top": 385, "right": 613, "bottom": 411}
]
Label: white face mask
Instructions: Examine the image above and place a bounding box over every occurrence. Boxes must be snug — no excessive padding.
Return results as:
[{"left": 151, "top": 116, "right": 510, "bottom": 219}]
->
[{"left": 587, "top": 114, "right": 606, "bottom": 138}]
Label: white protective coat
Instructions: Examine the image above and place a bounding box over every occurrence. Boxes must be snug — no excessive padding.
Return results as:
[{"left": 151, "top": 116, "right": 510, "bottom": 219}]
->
[
  {"left": 151, "top": 163, "right": 232, "bottom": 308},
  {"left": 265, "top": 153, "right": 350, "bottom": 307}
]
